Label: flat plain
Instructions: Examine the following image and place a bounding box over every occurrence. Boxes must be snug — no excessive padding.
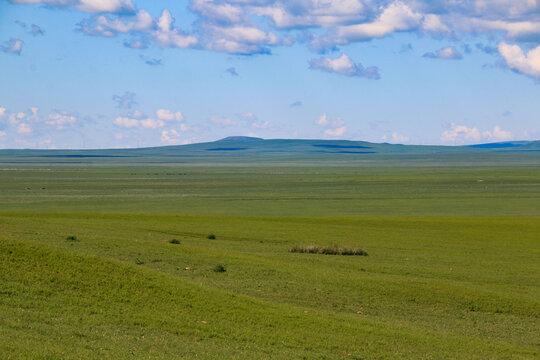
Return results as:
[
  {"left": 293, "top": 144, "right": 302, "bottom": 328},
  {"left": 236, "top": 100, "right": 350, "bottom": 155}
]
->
[{"left": 0, "top": 146, "right": 539, "bottom": 359}]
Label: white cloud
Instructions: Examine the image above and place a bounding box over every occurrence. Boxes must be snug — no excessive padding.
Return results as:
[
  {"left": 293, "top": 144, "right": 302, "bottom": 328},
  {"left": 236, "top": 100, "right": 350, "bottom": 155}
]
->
[
  {"left": 152, "top": 9, "right": 198, "bottom": 48},
  {"left": 2, "top": 38, "right": 23, "bottom": 55},
  {"left": 160, "top": 129, "right": 188, "bottom": 144},
  {"left": 0, "top": 107, "right": 6, "bottom": 117},
  {"left": 77, "top": 0, "right": 135, "bottom": 13},
  {"left": 251, "top": 120, "right": 269, "bottom": 129},
  {"left": 114, "top": 116, "right": 165, "bottom": 129},
  {"left": 315, "top": 113, "right": 329, "bottom": 126},
  {"left": 309, "top": 53, "right": 380, "bottom": 79},
  {"left": 156, "top": 109, "right": 184, "bottom": 122},
  {"left": 0, "top": 131, "right": 6, "bottom": 137},
  {"left": 202, "top": 24, "right": 280, "bottom": 54},
  {"left": 17, "top": 123, "right": 32, "bottom": 134},
  {"left": 423, "top": 46, "right": 462, "bottom": 59},
  {"left": 324, "top": 126, "right": 347, "bottom": 137},
  {"left": 10, "top": 0, "right": 135, "bottom": 14},
  {"left": 483, "top": 125, "right": 513, "bottom": 141},
  {"left": 139, "top": 118, "right": 165, "bottom": 129},
  {"left": 46, "top": 111, "right": 77, "bottom": 129},
  {"left": 210, "top": 115, "right": 236, "bottom": 126},
  {"left": 252, "top": 0, "right": 367, "bottom": 29},
  {"left": 422, "top": 14, "right": 451, "bottom": 35},
  {"left": 498, "top": 42, "right": 540, "bottom": 79},
  {"left": 315, "top": 113, "right": 347, "bottom": 137},
  {"left": 114, "top": 116, "right": 139, "bottom": 128},
  {"left": 382, "top": 132, "right": 409, "bottom": 143},
  {"left": 320, "top": 2, "right": 422, "bottom": 47},
  {"left": 80, "top": 9, "right": 153, "bottom": 37},
  {"left": 441, "top": 123, "right": 513, "bottom": 144}
]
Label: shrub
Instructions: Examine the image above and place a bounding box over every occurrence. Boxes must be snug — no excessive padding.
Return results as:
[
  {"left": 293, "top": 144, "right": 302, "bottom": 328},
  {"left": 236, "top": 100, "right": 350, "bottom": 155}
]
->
[
  {"left": 207, "top": 234, "right": 216, "bottom": 239},
  {"left": 169, "top": 239, "right": 181, "bottom": 244},
  {"left": 289, "top": 245, "right": 368, "bottom": 256},
  {"left": 213, "top": 264, "right": 226, "bottom": 273},
  {"left": 135, "top": 258, "right": 144, "bottom": 265},
  {"left": 65, "top": 235, "right": 78, "bottom": 242}
]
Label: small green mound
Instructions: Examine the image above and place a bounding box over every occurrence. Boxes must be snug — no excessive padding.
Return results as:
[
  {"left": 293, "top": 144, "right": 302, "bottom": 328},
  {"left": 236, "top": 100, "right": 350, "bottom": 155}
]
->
[
  {"left": 168, "top": 239, "right": 180, "bottom": 244},
  {"left": 207, "top": 234, "right": 216, "bottom": 239},
  {"left": 289, "top": 245, "right": 368, "bottom": 256}
]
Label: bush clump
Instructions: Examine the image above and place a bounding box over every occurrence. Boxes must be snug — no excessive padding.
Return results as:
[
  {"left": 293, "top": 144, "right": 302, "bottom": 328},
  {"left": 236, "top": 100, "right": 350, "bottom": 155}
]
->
[
  {"left": 65, "top": 235, "right": 78, "bottom": 242},
  {"left": 207, "top": 234, "right": 216, "bottom": 239},
  {"left": 213, "top": 264, "right": 226, "bottom": 273},
  {"left": 289, "top": 245, "right": 368, "bottom": 256},
  {"left": 169, "top": 239, "right": 181, "bottom": 244}
]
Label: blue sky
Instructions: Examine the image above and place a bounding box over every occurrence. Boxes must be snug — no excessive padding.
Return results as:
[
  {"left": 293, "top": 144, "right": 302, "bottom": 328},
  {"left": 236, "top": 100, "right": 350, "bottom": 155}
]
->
[{"left": 0, "top": 0, "right": 539, "bottom": 149}]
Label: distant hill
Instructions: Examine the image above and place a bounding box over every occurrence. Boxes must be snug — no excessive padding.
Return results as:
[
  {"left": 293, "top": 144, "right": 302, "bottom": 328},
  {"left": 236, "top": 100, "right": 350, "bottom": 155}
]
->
[{"left": 0, "top": 138, "right": 538, "bottom": 162}]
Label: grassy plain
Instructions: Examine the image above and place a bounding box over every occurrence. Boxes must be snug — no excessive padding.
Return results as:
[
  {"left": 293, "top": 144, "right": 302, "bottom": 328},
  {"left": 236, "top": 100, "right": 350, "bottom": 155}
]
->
[{"left": 0, "top": 152, "right": 539, "bottom": 359}]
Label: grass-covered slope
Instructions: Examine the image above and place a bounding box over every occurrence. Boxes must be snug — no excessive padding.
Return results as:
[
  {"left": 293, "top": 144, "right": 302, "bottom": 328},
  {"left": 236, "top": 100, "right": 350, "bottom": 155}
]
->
[{"left": 1, "top": 214, "right": 539, "bottom": 359}]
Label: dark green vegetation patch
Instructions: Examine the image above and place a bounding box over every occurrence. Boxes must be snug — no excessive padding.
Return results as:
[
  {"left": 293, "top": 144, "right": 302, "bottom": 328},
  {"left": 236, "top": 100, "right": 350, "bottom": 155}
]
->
[{"left": 289, "top": 245, "right": 368, "bottom": 256}]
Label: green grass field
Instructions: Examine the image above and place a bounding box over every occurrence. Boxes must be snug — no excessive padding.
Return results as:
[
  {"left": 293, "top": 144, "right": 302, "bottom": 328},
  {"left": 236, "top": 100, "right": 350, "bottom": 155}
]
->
[{"left": 0, "top": 151, "right": 539, "bottom": 358}]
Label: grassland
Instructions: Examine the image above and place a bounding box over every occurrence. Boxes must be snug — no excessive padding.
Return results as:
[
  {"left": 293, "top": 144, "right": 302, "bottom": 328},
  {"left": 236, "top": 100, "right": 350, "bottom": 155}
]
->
[{"left": 0, "top": 150, "right": 539, "bottom": 359}]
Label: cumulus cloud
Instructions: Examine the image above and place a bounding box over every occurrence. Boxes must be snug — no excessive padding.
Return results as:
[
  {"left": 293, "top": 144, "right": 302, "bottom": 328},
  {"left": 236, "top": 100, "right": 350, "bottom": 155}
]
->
[
  {"left": 114, "top": 116, "right": 165, "bottom": 129},
  {"left": 8, "top": 0, "right": 540, "bottom": 77},
  {"left": 315, "top": 113, "right": 347, "bottom": 137},
  {"left": 423, "top": 46, "right": 462, "bottom": 59},
  {"left": 46, "top": 111, "right": 78, "bottom": 129},
  {"left": 79, "top": 8, "right": 198, "bottom": 49},
  {"left": 0, "top": 107, "right": 6, "bottom": 117},
  {"left": 2, "top": 38, "right": 23, "bottom": 55},
  {"left": 313, "top": 1, "right": 423, "bottom": 49},
  {"left": 382, "top": 132, "right": 409, "bottom": 143},
  {"left": 251, "top": 120, "right": 269, "bottom": 129},
  {"left": 155, "top": 109, "right": 184, "bottom": 122},
  {"left": 9, "top": 0, "right": 136, "bottom": 14},
  {"left": 315, "top": 113, "right": 329, "bottom": 126},
  {"left": 16, "top": 123, "right": 32, "bottom": 134},
  {"left": 324, "top": 126, "right": 347, "bottom": 137},
  {"left": 112, "top": 91, "right": 136, "bottom": 109},
  {"left": 309, "top": 53, "right": 380, "bottom": 79},
  {"left": 201, "top": 23, "right": 280, "bottom": 54},
  {"left": 153, "top": 9, "right": 198, "bottom": 48},
  {"left": 441, "top": 123, "right": 513, "bottom": 144},
  {"left": 160, "top": 129, "right": 185, "bottom": 144},
  {"left": 79, "top": 9, "right": 153, "bottom": 37},
  {"left": 498, "top": 42, "right": 540, "bottom": 79}
]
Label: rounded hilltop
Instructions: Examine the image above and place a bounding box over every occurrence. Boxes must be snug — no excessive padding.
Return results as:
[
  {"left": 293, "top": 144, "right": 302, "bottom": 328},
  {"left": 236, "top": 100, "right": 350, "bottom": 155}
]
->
[{"left": 221, "top": 136, "right": 263, "bottom": 141}]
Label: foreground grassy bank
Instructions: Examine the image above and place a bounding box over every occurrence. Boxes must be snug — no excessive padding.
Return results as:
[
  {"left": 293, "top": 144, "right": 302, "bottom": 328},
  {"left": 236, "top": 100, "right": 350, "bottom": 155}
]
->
[{"left": 1, "top": 213, "right": 538, "bottom": 358}]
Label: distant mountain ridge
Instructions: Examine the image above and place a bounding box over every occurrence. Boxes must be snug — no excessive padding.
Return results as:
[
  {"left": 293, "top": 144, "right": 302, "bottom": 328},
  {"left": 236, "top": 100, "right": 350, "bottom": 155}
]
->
[{"left": 0, "top": 138, "right": 539, "bottom": 160}]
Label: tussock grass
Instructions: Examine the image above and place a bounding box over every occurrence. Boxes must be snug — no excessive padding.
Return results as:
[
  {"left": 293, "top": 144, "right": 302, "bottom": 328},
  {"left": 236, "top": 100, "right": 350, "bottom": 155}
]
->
[
  {"left": 213, "top": 264, "right": 226, "bottom": 272},
  {"left": 289, "top": 245, "right": 368, "bottom": 256}
]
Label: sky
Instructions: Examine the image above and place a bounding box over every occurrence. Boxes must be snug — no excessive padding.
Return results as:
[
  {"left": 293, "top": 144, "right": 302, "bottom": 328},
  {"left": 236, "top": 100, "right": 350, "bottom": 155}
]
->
[{"left": 0, "top": 0, "right": 539, "bottom": 149}]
